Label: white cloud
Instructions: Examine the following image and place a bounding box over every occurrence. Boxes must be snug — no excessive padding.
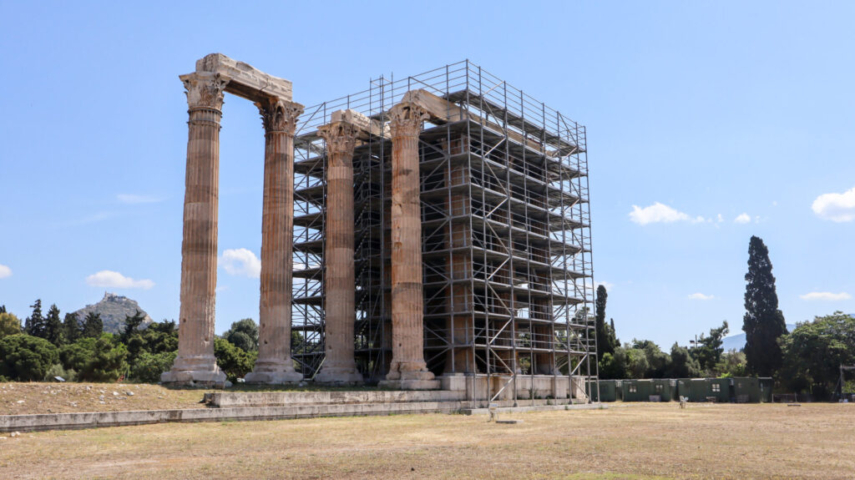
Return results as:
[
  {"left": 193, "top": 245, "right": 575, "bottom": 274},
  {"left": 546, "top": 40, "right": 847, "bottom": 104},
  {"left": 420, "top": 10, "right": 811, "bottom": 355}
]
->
[
  {"left": 717, "top": 214, "right": 724, "bottom": 223},
  {"left": 86, "top": 270, "right": 154, "bottom": 289},
  {"left": 117, "top": 194, "right": 165, "bottom": 204},
  {"left": 220, "top": 248, "right": 261, "bottom": 278},
  {"left": 812, "top": 187, "right": 855, "bottom": 222},
  {"left": 734, "top": 213, "right": 751, "bottom": 224},
  {"left": 0, "top": 264, "right": 11, "bottom": 279},
  {"left": 799, "top": 292, "right": 852, "bottom": 301},
  {"left": 688, "top": 293, "right": 714, "bottom": 300},
  {"left": 629, "top": 202, "right": 705, "bottom": 225}
]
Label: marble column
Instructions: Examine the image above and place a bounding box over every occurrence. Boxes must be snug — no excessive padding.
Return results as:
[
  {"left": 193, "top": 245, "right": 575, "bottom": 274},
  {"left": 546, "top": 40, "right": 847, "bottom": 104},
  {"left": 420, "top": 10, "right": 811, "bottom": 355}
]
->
[
  {"left": 162, "top": 72, "right": 229, "bottom": 387},
  {"left": 245, "top": 96, "right": 305, "bottom": 384},
  {"left": 379, "top": 102, "right": 440, "bottom": 390},
  {"left": 314, "top": 122, "right": 363, "bottom": 385}
]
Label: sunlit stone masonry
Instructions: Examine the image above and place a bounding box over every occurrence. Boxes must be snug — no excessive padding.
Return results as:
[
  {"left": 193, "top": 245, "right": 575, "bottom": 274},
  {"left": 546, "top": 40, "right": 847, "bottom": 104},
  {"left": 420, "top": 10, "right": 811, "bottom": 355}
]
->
[{"left": 165, "top": 56, "right": 596, "bottom": 402}]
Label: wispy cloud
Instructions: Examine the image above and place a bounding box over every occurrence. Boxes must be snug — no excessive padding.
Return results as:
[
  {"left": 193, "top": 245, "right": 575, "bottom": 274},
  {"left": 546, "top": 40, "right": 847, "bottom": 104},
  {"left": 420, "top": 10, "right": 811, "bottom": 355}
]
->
[
  {"left": 629, "top": 202, "right": 705, "bottom": 225},
  {"left": 799, "top": 291, "right": 851, "bottom": 301},
  {"left": 220, "top": 248, "right": 261, "bottom": 278},
  {"left": 812, "top": 187, "right": 855, "bottom": 222},
  {"left": 117, "top": 194, "right": 165, "bottom": 204},
  {"left": 734, "top": 213, "right": 751, "bottom": 224},
  {"left": 0, "top": 264, "right": 11, "bottom": 279},
  {"left": 688, "top": 293, "right": 714, "bottom": 300},
  {"left": 86, "top": 270, "right": 155, "bottom": 289}
]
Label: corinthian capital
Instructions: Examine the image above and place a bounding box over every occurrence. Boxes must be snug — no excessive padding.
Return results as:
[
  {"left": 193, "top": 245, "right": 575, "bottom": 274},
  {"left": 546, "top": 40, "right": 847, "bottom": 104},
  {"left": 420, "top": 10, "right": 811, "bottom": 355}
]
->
[
  {"left": 256, "top": 97, "right": 304, "bottom": 135},
  {"left": 181, "top": 72, "right": 229, "bottom": 110},
  {"left": 388, "top": 102, "right": 429, "bottom": 139},
  {"left": 318, "top": 122, "right": 359, "bottom": 156}
]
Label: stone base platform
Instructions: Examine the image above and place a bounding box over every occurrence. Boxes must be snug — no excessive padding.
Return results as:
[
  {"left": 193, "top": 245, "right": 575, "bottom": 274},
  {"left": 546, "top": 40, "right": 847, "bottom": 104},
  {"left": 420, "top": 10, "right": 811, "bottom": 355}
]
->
[{"left": 0, "top": 387, "right": 596, "bottom": 433}]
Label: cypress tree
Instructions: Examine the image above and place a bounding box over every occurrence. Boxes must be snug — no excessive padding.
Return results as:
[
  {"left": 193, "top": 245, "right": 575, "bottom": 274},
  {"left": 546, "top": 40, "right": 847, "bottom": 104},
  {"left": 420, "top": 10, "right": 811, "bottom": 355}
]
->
[
  {"left": 743, "top": 236, "right": 788, "bottom": 376},
  {"left": 595, "top": 285, "right": 613, "bottom": 359},
  {"left": 63, "top": 312, "right": 82, "bottom": 343},
  {"left": 0, "top": 305, "right": 6, "bottom": 313},
  {"left": 44, "top": 304, "right": 64, "bottom": 346},
  {"left": 82, "top": 312, "right": 103, "bottom": 339},
  {"left": 25, "top": 299, "right": 44, "bottom": 337}
]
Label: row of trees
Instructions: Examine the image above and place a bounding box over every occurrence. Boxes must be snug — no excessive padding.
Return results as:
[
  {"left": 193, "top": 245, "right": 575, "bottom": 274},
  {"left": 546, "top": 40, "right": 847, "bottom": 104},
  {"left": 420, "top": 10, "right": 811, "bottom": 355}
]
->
[
  {"left": 0, "top": 301, "right": 267, "bottom": 384},
  {"left": 592, "top": 236, "right": 854, "bottom": 399}
]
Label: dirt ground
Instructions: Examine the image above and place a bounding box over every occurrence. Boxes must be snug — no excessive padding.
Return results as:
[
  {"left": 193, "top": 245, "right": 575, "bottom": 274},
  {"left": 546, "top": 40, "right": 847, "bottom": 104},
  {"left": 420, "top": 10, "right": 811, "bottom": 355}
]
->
[
  {"left": 1, "top": 403, "right": 852, "bottom": 479},
  {"left": 0, "top": 382, "right": 379, "bottom": 415}
]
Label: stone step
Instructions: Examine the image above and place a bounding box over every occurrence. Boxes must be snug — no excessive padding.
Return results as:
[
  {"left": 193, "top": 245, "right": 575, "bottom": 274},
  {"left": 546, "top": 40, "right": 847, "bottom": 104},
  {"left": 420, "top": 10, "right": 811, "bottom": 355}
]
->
[{"left": 206, "top": 390, "right": 467, "bottom": 408}]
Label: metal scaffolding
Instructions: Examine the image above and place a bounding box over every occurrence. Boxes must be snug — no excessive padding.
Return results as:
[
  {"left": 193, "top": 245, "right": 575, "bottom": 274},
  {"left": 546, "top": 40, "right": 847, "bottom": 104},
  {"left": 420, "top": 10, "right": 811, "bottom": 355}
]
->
[{"left": 290, "top": 61, "right": 597, "bottom": 398}]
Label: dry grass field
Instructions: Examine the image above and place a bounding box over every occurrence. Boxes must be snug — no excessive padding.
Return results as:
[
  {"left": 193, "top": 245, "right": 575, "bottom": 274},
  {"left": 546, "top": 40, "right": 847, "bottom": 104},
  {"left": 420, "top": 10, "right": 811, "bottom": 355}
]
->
[{"left": 1, "top": 403, "right": 852, "bottom": 479}]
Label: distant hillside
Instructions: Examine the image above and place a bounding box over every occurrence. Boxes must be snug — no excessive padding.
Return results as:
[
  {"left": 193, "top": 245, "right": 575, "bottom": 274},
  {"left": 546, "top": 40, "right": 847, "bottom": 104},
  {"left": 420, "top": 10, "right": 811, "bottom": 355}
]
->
[
  {"left": 73, "top": 292, "right": 154, "bottom": 334},
  {"left": 722, "top": 324, "right": 798, "bottom": 352}
]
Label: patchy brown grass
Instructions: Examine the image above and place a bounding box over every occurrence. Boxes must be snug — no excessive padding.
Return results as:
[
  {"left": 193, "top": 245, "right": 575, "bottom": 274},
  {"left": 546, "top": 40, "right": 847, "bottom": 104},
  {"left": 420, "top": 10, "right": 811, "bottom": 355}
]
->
[
  {"left": 1, "top": 403, "right": 852, "bottom": 479},
  {"left": 0, "top": 382, "right": 386, "bottom": 415}
]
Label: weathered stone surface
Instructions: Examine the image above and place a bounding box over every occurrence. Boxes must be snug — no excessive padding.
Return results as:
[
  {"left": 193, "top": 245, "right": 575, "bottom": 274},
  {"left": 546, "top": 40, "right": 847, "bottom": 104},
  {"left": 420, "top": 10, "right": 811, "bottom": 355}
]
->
[
  {"left": 246, "top": 97, "right": 304, "bottom": 385},
  {"left": 196, "top": 53, "right": 292, "bottom": 102},
  {"left": 162, "top": 72, "right": 228, "bottom": 388},
  {"left": 330, "top": 109, "right": 389, "bottom": 139},
  {"left": 380, "top": 102, "right": 437, "bottom": 390},
  {"left": 315, "top": 121, "right": 362, "bottom": 385}
]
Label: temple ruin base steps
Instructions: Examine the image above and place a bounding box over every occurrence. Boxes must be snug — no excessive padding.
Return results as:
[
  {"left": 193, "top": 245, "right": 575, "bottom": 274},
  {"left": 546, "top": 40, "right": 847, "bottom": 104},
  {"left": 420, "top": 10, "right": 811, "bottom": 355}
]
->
[{"left": 0, "top": 387, "right": 591, "bottom": 433}]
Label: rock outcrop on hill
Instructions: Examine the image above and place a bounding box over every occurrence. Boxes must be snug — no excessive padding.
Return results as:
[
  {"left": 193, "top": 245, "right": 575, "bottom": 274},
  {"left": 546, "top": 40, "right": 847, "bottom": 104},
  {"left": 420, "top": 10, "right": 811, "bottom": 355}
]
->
[{"left": 73, "top": 292, "right": 154, "bottom": 334}]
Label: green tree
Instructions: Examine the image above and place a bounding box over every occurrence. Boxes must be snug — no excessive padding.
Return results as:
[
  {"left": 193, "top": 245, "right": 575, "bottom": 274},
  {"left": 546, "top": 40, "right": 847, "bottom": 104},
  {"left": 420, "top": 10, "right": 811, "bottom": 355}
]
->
[
  {"left": 121, "top": 310, "right": 147, "bottom": 344},
  {"left": 693, "top": 321, "right": 729, "bottom": 373},
  {"left": 43, "top": 304, "right": 64, "bottom": 346},
  {"left": 666, "top": 342, "right": 701, "bottom": 378},
  {"left": 63, "top": 312, "right": 82, "bottom": 344},
  {"left": 781, "top": 312, "right": 855, "bottom": 399},
  {"left": 0, "top": 311, "right": 21, "bottom": 338},
  {"left": 631, "top": 339, "right": 670, "bottom": 378},
  {"left": 716, "top": 350, "right": 748, "bottom": 377},
  {"left": 224, "top": 318, "right": 259, "bottom": 352},
  {"left": 129, "top": 351, "right": 176, "bottom": 383},
  {"left": 599, "top": 347, "right": 628, "bottom": 379},
  {"left": 24, "top": 299, "right": 44, "bottom": 337},
  {"left": 78, "top": 336, "right": 128, "bottom": 382},
  {"left": 743, "top": 236, "right": 788, "bottom": 376},
  {"left": 214, "top": 338, "right": 257, "bottom": 383},
  {"left": 0, "top": 334, "right": 59, "bottom": 381},
  {"left": 81, "top": 312, "right": 103, "bottom": 339},
  {"left": 595, "top": 285, "right": 614, "bottom": 360},
  {"left": 126, "top": 320, "right": 178, "bottom": 371},
  {"left": 0, "top": 305, "right": 5, "bottom": 313},
  {"left": 59, "top": 337, "right": 98, "bottom": 373}
]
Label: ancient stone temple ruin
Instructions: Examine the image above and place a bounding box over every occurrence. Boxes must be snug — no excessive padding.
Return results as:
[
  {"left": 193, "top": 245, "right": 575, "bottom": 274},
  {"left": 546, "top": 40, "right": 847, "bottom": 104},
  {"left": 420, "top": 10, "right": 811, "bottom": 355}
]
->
[{"left": 162, "top": 55, "right": 597, "bottom": 402}]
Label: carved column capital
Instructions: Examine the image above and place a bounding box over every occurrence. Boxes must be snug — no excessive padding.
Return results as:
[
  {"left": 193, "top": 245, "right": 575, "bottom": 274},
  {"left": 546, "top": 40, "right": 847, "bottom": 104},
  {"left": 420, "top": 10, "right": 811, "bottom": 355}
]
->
[
  {"left": 256, "top": 97, "right": 304, "bottom": 135},
  {"left": 181, "top": 72, "right": 229, "bottom": 111},
  {"left": 389, "top": 102, "right": 429, "bottom": 139},
  {"left": 318, "top": 122, "right": 359, "bottom": 156}
]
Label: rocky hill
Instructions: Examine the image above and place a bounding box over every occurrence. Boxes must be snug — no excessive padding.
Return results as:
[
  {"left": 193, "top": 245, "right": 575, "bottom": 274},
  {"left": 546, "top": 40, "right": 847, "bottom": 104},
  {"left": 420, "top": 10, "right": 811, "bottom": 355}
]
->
[{"left": 73, "top": 292, "right": 154, "bottom": 334}]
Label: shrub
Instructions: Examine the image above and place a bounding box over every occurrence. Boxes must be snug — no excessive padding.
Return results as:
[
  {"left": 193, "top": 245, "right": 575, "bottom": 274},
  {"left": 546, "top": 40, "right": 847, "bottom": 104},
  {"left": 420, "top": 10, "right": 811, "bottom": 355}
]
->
[
  {"left": 0, "top": 334, "right": 59, "bottom": 381},
  {"left": 44, "top": 363, "right": 77, "bottom": 382},
  {"left": 129, "top": 351, "right": 177, "bottom": 383},
  {"left": 214, "top": 338, "right": 256, "bottom": 382}
]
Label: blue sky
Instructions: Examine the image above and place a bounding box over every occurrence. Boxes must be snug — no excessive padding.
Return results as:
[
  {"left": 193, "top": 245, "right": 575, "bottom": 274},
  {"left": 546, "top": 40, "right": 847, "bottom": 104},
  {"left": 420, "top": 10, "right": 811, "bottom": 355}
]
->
[{"left": 1, "top": 1, "right": 853, "bottom": 348}]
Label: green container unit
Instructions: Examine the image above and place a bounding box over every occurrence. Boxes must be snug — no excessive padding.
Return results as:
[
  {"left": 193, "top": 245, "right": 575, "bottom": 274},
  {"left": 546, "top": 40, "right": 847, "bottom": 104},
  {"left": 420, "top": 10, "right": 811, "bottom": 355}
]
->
[
  {"left": 677, "top": 378, "right": 709, "bottom": 402},
  {"left": 732, "top": 377, "right": 762, "bottom": 403},
  {"left": 759, "top": 377, "right": 773, "bottom": 403},
  {"left": 588, "top": 380, "right": 618, "bottom": 402},
  {"left": 668, "top": 379, "right": 680, "bottom": 401},
  {"left": 650, "top": 379, "right": 674, "bottom": 402},
  {"left": 622, "top": 379, "right": 659, "bottom": 402},
  {"left": 706, "top": 378, "right": 731, "bottom": 403},
  {"left": 614, "top": 380, "right": 624, "bottom": 401}
]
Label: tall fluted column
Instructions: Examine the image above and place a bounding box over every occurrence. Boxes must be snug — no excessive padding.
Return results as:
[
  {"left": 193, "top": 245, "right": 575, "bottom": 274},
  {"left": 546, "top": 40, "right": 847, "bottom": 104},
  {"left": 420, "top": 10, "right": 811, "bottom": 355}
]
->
[
  {"left": 162, "top": 72, "right": 229, "bottom": 387},
  {"left": 245, "top": 96, "right": 304, "bottom": 384},
  {"left": 315, "top": 122, "right": 363, "bottom": 385},
  {"left": 379, "top": 103, "right": 440, "bottom": 390}
]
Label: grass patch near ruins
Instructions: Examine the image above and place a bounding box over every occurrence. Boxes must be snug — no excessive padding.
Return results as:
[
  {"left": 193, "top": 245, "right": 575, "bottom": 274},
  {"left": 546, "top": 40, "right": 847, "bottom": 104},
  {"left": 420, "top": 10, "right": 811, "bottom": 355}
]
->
[
  {"left": 0, "top": 382, "right": 390, "bottom": 416},
  {"left": 1, "top": 403, "right": 853, "bottom": 479}
]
